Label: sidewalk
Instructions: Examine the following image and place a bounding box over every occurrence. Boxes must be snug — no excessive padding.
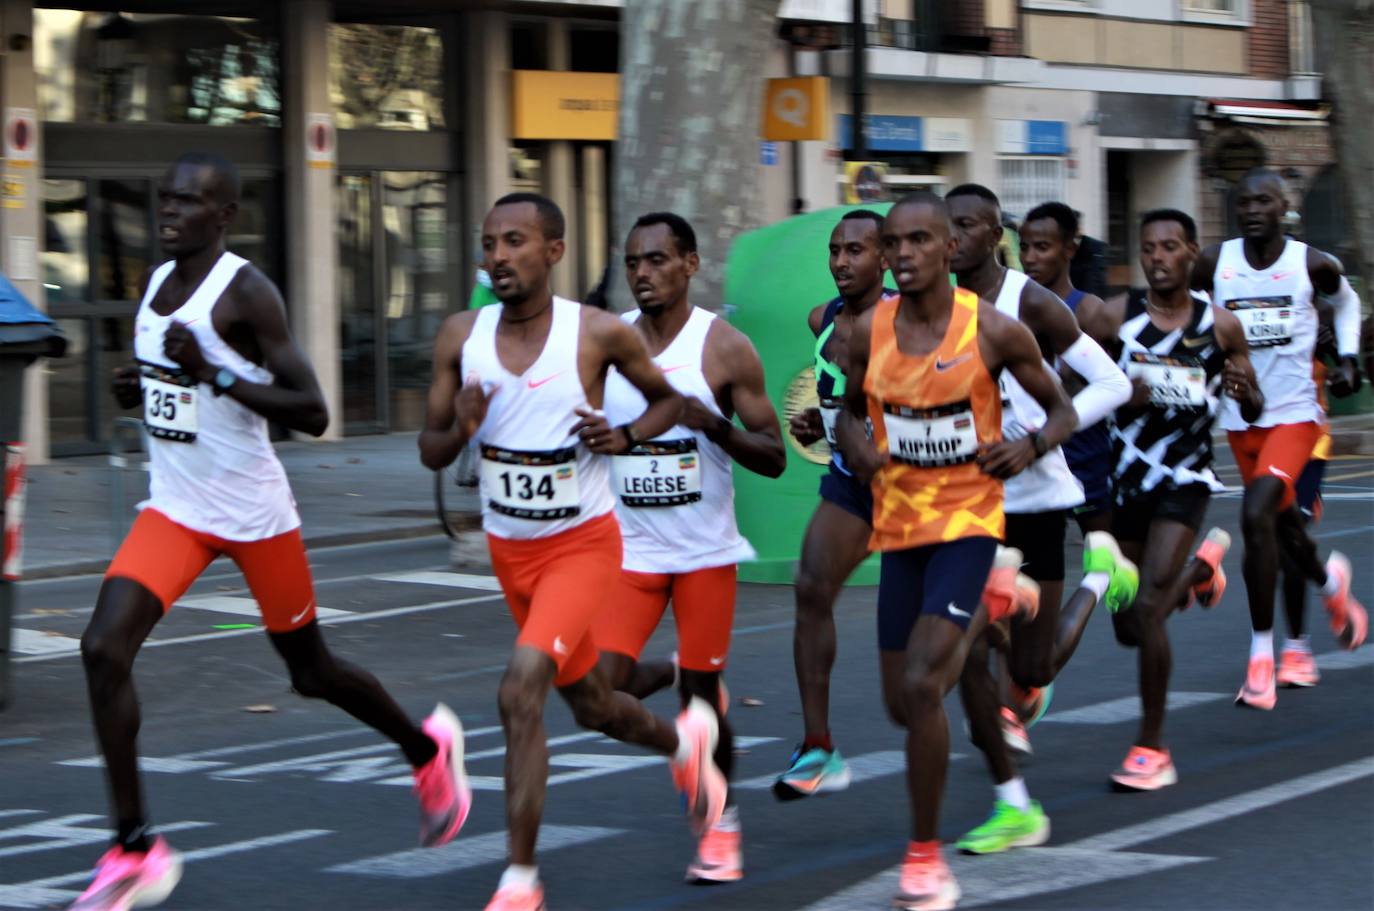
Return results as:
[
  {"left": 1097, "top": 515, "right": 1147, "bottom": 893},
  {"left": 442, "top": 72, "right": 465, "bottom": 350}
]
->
[{"left": 18, "top": 432, "right": 479, "bottom": 580}]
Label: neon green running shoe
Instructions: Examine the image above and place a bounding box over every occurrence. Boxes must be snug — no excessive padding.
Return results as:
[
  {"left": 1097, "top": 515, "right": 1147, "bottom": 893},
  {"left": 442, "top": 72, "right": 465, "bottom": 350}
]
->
[
  {"left": 957, "top": 800, "right": 1050, "bottom": 855},
  {"left": 1084, "top": 531, "right": 1140, "bottom": 614}
]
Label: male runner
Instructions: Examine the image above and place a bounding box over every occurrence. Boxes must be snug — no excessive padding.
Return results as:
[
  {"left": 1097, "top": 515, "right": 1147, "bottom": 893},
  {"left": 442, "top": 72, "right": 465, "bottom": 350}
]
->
[
  {"left": 1103, "top": 209, "right": 1261, "bottom": 790},
  {"left": 419, "top": 193, "right": 725, "bottom": 911},
  {"left": 946, "top": 185, "right": 1133, "bottom": 854},
  {"left": 839, "top": 192, "right": 1074, "bottom": 910},
  {"left": 1193, "top": 168, "right": 1367, "bottom": 711},
  {"left": 593, "top": 211, "right": 785, "bottom": 883},
  {"left": 72, "top": 152, "right": 471, "bottom": 911},
  {"left": 775, "top": 209, "right": 892, "bottom": 798}
]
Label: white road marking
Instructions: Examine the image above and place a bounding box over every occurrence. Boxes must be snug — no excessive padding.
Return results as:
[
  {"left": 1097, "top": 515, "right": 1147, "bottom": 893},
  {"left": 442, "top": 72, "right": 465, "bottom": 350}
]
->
[
  {"left": 10, "top": 629, "right": 81, "bottom": 657},
  {"left": 326, "top": 825, "right": 622, "bottom": 879},
  {"left": 0, "top": 815, "right": 210, "bottom": 860},
  {"left": 1315, "top": 648, "right": 1374, "bottom": 672},
  {"left": 1040, "top": 692, "right": 1227, "bottom": 725},
  {"left": 802, "top": 755, "right": 1374, "bottom": 911},
  {"left": 174, "top": 595, "right": 351, "bottom": 619},
  {"left": 370, "top": 570, "right": 503, "bottom": 591}
]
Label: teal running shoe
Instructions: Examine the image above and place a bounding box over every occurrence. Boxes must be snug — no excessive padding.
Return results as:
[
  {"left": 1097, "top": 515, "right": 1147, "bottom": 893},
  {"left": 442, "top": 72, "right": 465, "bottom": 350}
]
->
[{"left": 772, "top": 745, "right": 851, "bottom": 801}]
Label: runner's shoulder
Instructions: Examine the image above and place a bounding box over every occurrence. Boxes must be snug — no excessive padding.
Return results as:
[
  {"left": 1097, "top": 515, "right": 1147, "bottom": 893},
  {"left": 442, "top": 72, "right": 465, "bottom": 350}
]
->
[{"left": 807, "top": 302, "right": 828, "bottom": 336}]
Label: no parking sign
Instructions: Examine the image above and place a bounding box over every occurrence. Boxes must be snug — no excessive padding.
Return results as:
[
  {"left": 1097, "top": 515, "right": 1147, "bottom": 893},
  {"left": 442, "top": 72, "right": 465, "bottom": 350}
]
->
[
  {"left": 4, "top": 109, "right": 35, "bottom": 165},
  {"left": 306, "top": 113, "right": 335, "bottom": 169}
]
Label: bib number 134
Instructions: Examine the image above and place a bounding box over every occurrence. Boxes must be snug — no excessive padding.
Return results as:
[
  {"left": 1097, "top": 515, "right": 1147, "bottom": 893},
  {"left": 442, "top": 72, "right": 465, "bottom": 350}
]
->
[{"left": 480, "top": 445, "right": 581, "bottom": 520}]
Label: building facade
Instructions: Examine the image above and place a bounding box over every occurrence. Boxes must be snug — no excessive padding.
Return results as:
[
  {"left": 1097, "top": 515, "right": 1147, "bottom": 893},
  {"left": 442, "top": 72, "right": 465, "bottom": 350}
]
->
[{"left": 0, "top": 0, "right": 1338, "bottom": 460}]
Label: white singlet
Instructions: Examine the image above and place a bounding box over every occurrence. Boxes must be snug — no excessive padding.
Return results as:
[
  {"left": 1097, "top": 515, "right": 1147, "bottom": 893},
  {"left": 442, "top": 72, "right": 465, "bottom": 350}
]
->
[
  {"left": 1213, "top": 237, "right": 1320, "bottom": 430},
  {"left": 133, "top": 253, "right": 300, "bottom": 541},
  {"left": 462, "top": 297, "right": 615, "bottom": 540},
  {"left": 604, "top": 307, "right": 755, "bottom": 574},
  {"left": 993, "top": 269, "right": 1086, "bottom": 513}
]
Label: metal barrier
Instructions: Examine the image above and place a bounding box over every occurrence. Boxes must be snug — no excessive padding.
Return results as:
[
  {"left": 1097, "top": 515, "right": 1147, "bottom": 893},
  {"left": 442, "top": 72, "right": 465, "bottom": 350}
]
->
[{"left": 109, "top": 417, "right": 149, "bottom": 553}]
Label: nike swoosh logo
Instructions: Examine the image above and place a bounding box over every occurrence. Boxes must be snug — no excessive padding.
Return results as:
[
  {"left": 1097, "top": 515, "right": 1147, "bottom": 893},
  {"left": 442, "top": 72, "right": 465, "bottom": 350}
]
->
[
  {"left": 709, "top": 656, "right": 725, "bottom": 666},
  {"left": 947, "top": 602, "right": 971, "bottom": 619},
  {"left": 1267, "top": 465, "right": 1293, "bottom": 481},
  {"left": 1180, "top": 336, "right": 1209, "bottom": 348},
  {"left": 1271, "top": 272, "right": 1292, "bottom": 280},
  {"left": 662, "top": 365, "right": 690, "bottom": 374},
  {"left": 290, "top": 601, "right": 316, "bottom": 625},
  {"left": 935, "top": 354, "right": 972, "bottom": 372},
  {"left": 527, "top": 371, "right": 566, "bottom": 390},
  {"left": 553, "top": 636, "right": 570, "bottom": 656}
]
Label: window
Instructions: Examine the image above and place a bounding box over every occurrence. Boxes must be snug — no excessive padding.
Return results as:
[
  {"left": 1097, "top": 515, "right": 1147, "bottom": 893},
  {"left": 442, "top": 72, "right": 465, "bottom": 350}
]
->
[
  {"left": 329, "top": 25, "right": 445, "bottom": 130},
  {"left": 1178, "top": 0, "right": 1248, "bottom": 24},
  {"left": 35, "top": 10, "right": 280, "bottom": 125},
  {"left": 1180, "top": 0, "right": 1238, "bottom": 10},
  {"left": 997, "top": 157, "right": 1067, "bottom": 224}
]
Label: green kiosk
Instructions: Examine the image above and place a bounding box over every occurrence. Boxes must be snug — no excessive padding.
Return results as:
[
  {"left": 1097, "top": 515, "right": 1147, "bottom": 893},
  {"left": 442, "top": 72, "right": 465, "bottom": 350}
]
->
[{"left": 724, "top": 204, "right": 892, "bottom": 584}]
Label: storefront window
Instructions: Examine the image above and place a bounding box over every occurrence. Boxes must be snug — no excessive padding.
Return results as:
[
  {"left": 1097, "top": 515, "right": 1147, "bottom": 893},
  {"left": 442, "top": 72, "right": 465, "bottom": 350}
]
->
[
  {"left": 43, "top": 179, "right": 88, "bottom": 307},
  {"left": 329, "top": 25, "right": 445, "bottom": 130},
  {"left": 997, "top": 157, "right": 1067, "bottom": 224},
  {"left": 35, "top": 10, "right": 280, "bottom": 126}
]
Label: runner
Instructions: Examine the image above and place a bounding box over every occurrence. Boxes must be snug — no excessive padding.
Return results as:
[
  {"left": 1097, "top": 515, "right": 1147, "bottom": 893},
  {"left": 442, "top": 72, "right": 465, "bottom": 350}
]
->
[
  {"left": 593, "top": 211, "right": 785, "bottom": 884},
  {"left": 419, "top": 193, "right": 726, "bottom": 911},
  {"left": 1193, "top": 168, "right": 1368, "bottom": 711},
  {"left": 946, "top": 184, "right": 1133, "bottom": 855},
  {"left": 1102, "top": 209, "right": 1261, "bottom": 790},
  {"left": 839, "top": 192, "right": 1073, "bottom": 910},
  {"left": 72, "top": 152, "right": 471, "bottom": 911},
  {"left": 775, "top": 209, "right": 893, "bottom": 799},
  {"left": 1276, "top": 290, "right": 1359, "bottom": 687}
]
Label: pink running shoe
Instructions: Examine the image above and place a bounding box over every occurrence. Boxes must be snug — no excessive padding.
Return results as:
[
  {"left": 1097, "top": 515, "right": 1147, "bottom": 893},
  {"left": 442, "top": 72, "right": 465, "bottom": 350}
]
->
[
  {"left": 984, "top": 547, "right": 1040, "bottom": 625},
  {"left": 1192, "top": 528, "right": 1231, "bottom": 608},
  {"left": 685, "top": 818, "right": 743, "bottom": 883},
  {"left": 1235, "top": 656, "right": 1277, "bottom": 710},
  {"left": 1277, "top": 648, "right": 1320, "bottom": 688},
  {"left": 1000, "top": 707, "right": 1032, "bottom": 757},
  {"left": 415, "top": 703, "right": 471, "bottom": 847},
  {"left": 69, "top": 837, "right": 183, "bottom": 911},
  {"left": 1323, "top": 553, "right": 1368, "bottom": 650},
  {"left": 894, "top": 850, "right": 960, "bottom": 911},
  {"left": 671, "top": 696, "right": 727, "bottom": 835},
  {"left": 1110, "top": 746, "right": 1178, "bottom": 792},
  {"left": 483, "top": 883, "right": 546, "bottom": 911}
]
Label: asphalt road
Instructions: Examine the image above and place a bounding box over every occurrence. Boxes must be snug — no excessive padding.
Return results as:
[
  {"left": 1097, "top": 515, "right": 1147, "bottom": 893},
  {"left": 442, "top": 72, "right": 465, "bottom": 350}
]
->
[{"left": 2, "top": 455, "right": 1372, "bottom": 911}]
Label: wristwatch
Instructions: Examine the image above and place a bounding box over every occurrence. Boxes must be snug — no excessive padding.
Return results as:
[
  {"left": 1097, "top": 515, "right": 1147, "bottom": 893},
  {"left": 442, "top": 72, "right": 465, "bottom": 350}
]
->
[
  {"left": 1030, "top": 431, "right": 1049, "bottom": 458},
  {"left": 212, "top": 367, "right": 238, "bottom": 397},
  {"left": 619, "top": 423, "right": 642, "bottom": 447}
]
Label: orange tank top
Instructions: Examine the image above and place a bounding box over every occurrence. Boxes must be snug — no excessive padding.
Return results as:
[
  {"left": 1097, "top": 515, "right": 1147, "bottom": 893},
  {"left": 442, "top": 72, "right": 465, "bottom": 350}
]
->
[{"left": 864, "top": 288, "right": 1004, "bottom": 552}]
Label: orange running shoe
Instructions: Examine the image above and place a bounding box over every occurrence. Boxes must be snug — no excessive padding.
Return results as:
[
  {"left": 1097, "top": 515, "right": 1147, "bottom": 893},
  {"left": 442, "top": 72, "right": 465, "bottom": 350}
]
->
[
  {"left": 984, "top": 547, "right": 1040, "bottom": 625},
  {"left": 484, "top": 883, "right": 546, "bottom": 911},
  {"left": 671, "top": 697, "right": 727, "bottom": 835},
  {"left": 1192, "top": 528, "right": 1231, "bottom": 608},
  {"left": 894, "top": 850, "right": 960, "bottom": 911},
  {"left": 1110, "top": 746, "right": 1178, "bottom": 792},
  {"left": 1323, "top": 552, "right": 1368, "bottom": 650},
  {"left": 1000, "top": 707, "right": 1031, "bottom": 757},
  {"left": 1235, "top": 656, "right": 1277, "bottom": 710},
  {"left": 685, "top": 815, "right": 743, "bottom": 884},
  {"left": 1276, "top": 648, "right": 1320, "bottom": 688}
]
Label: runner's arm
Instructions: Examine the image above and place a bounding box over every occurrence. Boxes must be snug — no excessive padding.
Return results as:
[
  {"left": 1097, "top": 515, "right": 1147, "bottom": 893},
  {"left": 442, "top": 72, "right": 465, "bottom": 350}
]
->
[
  {"left": 1213, "top": 306, "right": 1264, "bottom": 424},
  {"left": 694, "top": 323, "right": 785, "bottom": 478},
  {"left": 1192, "top": 245, "right": 1221, "bottom": 295},
  {"left": 790, "top": 303, "right": 834, "bottom": 446},
  {"left": 163, "top": 269, "right": 328, "bottom": 436},
  {"left": 807, "top": 303, "right": 827, "bottom": 338},
  {"left": 837, "top": 308, "right": 885, "bottom": 484},
  {"left": 1311, "top": 252, "right": 1363, "bottom": 394},
  {"left": 1023, "top": 283, "right": 1129, "bottom": 427},
  {"left": 112, "top": 267, "right": 158, "bottom": 409},
  {"left": 419, "top": 311, "right": 481, "bottom": 470},
  {"left": 590, "top": 312, "right": 683, "bottom": 454}
]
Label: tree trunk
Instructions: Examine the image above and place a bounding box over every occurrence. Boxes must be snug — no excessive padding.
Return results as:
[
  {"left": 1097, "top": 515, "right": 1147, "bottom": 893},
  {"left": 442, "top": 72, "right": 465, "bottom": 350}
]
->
[
  {"left": 1310, "top": 0, "right": 1374, "bottom": 284},
  {"left": 612, "top": 0, "right": 780, "bottom": 311}
]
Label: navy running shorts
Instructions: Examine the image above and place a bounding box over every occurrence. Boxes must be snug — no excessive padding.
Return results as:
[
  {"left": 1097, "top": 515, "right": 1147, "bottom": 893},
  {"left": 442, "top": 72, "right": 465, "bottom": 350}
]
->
[
  {"left": 1295, "top": 458, "right": 1326, "bottom": 521},
  {"left": 819, "top": 462, "right": 874, "bottom": 525},
  {"left": 877, "top": 536, "right": 999, "bottom": 649},
  {"left": 1112, "top": 482, "right": 1211, "bottom": 543}
]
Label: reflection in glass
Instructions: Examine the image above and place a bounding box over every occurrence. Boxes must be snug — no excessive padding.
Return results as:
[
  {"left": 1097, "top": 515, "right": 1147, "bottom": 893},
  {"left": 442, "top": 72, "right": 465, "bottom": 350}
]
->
[
  {"left": 43, "top": 179, "right": 88, "bottom": 306},
  {"left": 98, "top": 314, "right": 137, "bottom": 434},
  {"left": 48, "top": 317, "right": 89, "bottom": 445},
  {"left": 329, "top": 25, "right": 445, "bottom": 130},
  {"left": 97, "top": 180, "right": 150, "bottom": 302},
  {"left": 382, "top": 172, "right": 449, "bottom": 430},
  {"left": 337, "top": 174, "right": 378, "bottom": 429},
  {"left": 35, "top": 11, "right": 280, "bottom": 125},
  {"left": 229, "top": 178, "right": 281, "bottom": 289}
]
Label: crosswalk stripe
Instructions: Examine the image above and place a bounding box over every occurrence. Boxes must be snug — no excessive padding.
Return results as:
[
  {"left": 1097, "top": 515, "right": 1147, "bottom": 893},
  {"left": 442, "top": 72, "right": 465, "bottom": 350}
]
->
[
  {"left": 175, "top": 595, "right": 351, "bottom": 619},
  {"left": 1040, "top": 692, "right": 1226, "bottom": 725},
  {"left": 10, "top": 628, "right": 81, "bottom": 657},
  {"left": 371, "top": 570, "right": 503, "bottom": 591},
  {"left": 326, "top": 825, "right": 623, "bottom": 878}
]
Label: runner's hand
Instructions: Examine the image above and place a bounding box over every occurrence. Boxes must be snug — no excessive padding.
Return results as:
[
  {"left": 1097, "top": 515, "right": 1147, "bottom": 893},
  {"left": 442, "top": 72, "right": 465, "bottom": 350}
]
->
[
  {"left": 1128, "top": 375, "right": 1151, "bottom": 409},
  {"left": 163, "top": 321, "right": 211, "bottom": 382},
  {"left": 977, "top": 437, "right": 1038, "bottom": 479},
  {"left": 681, "top": 396, "right": 731, "bottom": 443},
  {"left": 847, "top": 439, "right": 887, "bottom": 485},
  {"left": 454, "top": 379, "right": 491, "bottom": 439},
  {"left": 789, "top": 407, "right": 824, "bottom": 446},
  {"left": 1222, "top": 358, "right": 1251, "bottom": 401},
  {"left": 111, "top": 363, "right": 142, "bottom": 410},
  {"left": 572, "top": 405, "right": 627, "bottom": 455},
  {"left": 1328, "top": 355, "right": 1362, "bottom": 399}
]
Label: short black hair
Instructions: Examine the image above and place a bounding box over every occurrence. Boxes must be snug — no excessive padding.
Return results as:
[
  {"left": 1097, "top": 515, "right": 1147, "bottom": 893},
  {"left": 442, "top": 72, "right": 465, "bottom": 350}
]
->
[
  {"left": 946, "top": 183, "right": 1000, "bottom": 209},
  {"left": 1140, "top": 208, "right": 1197, "bottom": 244},
  {"left": 840, "top": 209, "right": 885, "bottom": 233},
  {"left": 1239, "top": 166, "right": 1288, "bottom": 199},
  {"left": 173, "top": 150, "right": 240, "bottom": 204},
  {"left": 888, "top": 191, "right": 952, "bottom": 234},
  {"left": 630, "top": 211, "right": 697, "bottom": 255},
  {"left": 493, "top": 192, "right": 566, "bottom": 240},
  {"left": 1023, "top": 202, "right": 1078, "bottom": 244}
]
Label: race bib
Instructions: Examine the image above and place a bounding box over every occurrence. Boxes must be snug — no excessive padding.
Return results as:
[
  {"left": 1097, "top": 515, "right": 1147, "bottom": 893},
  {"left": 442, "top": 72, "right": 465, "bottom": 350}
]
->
[
  {"left": 612, "top": 438, "right": 702, "bottom": 507},
  {"left": 819, "top": 398, "right": 842, "bottom": 447},
  {"left": 1226, "top": 296, "right": 1294, "bottom": 349},
  {"left": 1127, "top": 352, "right": 1207, "bottom": 409},
  {"left": 141, "top": 365, "right": 199, "bottom": 443},
  {"left": 480, "top": 445, "right": 580, "bottom": 520},
  {"left": 882, "top": 400, "right": 979, "bottom": 468}
]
